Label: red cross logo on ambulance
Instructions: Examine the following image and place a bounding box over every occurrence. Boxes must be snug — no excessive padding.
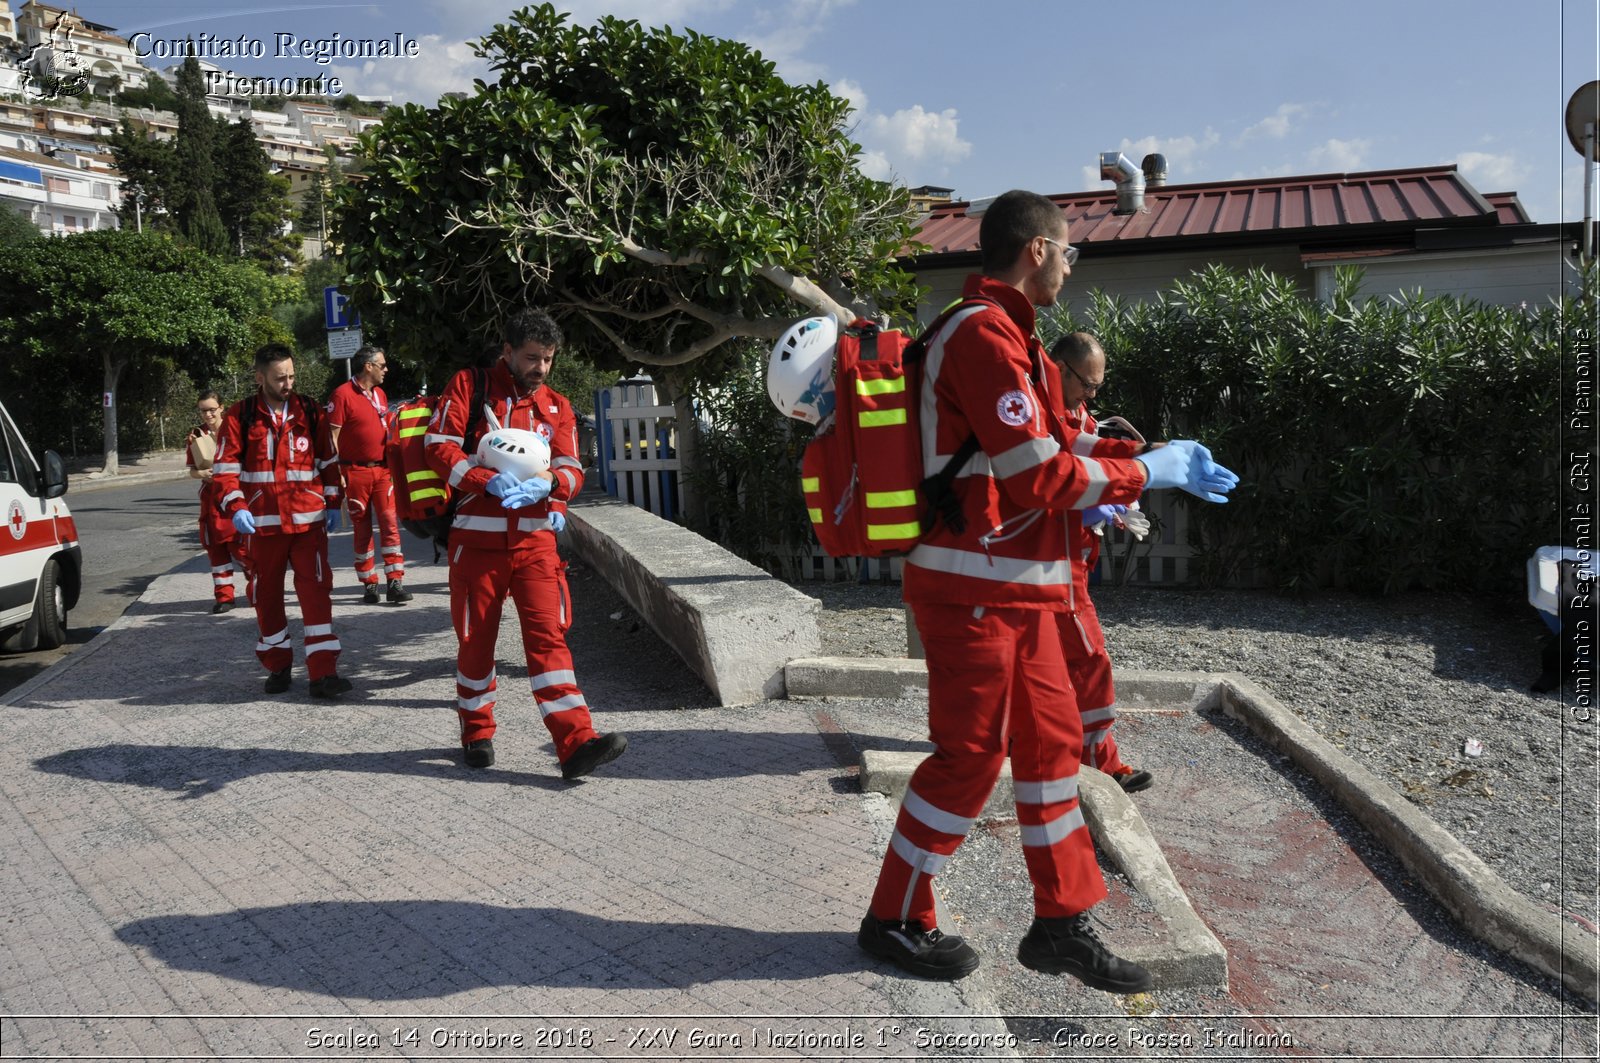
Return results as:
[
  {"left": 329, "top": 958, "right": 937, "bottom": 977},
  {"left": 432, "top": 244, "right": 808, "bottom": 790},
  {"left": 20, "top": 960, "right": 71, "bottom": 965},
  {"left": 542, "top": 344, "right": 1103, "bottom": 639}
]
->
[
  {"left": 997, "top": 388, "right": 1033, "bottom": 427},
  {"left": 7, "top": 499, "right": 24, "bottom": 541}
]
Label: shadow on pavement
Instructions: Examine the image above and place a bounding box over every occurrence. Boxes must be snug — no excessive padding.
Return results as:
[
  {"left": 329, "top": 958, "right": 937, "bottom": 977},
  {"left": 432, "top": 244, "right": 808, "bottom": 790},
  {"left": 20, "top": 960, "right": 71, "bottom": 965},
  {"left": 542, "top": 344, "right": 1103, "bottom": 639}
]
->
[{"left": 115, "top": 900, "right": 857, "bottom": 995}]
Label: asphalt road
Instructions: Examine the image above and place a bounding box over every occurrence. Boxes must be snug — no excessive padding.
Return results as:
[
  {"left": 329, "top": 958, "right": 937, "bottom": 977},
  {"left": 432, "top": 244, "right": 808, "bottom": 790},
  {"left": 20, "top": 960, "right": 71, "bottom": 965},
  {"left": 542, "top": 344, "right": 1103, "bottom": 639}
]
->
[{"left": 0, "top": 474, "right": 200, "bottom": 697}]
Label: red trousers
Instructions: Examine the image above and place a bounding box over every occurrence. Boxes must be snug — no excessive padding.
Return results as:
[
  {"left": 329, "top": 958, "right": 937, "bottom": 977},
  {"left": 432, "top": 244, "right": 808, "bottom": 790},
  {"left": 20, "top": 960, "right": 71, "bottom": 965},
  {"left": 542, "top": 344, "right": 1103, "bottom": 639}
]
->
[
  {"left": 344, "top": 465, "right": 404, "bottom": 585},
  {"left": 249, "top": 529, "right": 340, "bottom": 679},
  {"left": 199, "top": 515, "right": 252, "bottom": 604},
  {"left": 1060, "top": 598, "right": 1129, "bottom": 775},
  {"left": 448, "top": 539, "right": 597, "bottom": 761},
  {"left": 870, "top": 603, "right": 1107, "bottom": 927}
]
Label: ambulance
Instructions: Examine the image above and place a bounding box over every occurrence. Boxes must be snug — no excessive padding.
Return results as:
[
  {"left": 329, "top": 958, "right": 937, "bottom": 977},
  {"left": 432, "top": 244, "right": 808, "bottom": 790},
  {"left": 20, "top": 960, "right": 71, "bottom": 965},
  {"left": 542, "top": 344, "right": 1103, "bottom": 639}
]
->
[{"left": 0, "top": 400, "right": 79, "bottom": 652}]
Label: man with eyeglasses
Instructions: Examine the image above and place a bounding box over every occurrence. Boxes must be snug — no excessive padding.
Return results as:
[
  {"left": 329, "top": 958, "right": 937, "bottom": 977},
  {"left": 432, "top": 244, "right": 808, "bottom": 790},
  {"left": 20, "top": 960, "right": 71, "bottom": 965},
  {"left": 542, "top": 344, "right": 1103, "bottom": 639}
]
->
[
  {"left": 1046, "top": 331, "right": 1156, "bottom": 795},
  {"left": 186, "top": 390, "right": 252, "bottom": 613},
  {"left": 858, "top": 189, "right": 1238, "bottom": 992},
  {"left": 327, "top": 345, "right": 411, "bottom": 604}
]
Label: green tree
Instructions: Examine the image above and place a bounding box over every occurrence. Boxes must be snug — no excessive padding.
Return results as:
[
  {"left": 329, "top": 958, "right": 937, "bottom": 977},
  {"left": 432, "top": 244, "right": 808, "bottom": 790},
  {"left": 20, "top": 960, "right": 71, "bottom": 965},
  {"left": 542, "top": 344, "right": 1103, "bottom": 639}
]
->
[
  {"left": 171, "top": 54, "right": 227, "bottom": 254},
  {"left": 107, "top": 115, "right": 177, "bottom": 233},
  {"left": 334, "top": 3, "right": 920, "bottom": 385},
  {"left": 214, "top": 117, "right": 301, "bottom": 270},
  {"left": 0, "top": 231, "right": 285, "bottom": 472},
  {"left": 0, "top": 206, "right": 39, "bottom": 246}
]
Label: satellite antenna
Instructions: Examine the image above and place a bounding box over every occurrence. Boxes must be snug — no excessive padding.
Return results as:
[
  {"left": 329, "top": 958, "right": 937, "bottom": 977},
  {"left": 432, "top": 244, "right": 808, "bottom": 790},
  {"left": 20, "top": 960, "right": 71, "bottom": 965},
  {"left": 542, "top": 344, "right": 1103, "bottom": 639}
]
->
[{"left": 1566, "top": 80, "right": 1600, "bottom": 260}]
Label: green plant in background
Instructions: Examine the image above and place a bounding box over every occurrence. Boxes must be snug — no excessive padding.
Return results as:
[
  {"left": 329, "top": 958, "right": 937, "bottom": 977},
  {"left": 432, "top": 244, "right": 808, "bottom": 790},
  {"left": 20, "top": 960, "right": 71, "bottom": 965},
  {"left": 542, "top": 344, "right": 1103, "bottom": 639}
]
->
[{"left": 1042, "top": 263, "right": 1566, "bottom": 594}]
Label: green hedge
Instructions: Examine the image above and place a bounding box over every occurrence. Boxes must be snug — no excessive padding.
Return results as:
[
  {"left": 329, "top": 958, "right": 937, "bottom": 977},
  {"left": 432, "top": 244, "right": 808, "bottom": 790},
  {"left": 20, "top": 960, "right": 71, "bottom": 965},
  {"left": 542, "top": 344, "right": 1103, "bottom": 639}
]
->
[{"left": 1043, "top": 263, "right": 1572, "bottom": 593}]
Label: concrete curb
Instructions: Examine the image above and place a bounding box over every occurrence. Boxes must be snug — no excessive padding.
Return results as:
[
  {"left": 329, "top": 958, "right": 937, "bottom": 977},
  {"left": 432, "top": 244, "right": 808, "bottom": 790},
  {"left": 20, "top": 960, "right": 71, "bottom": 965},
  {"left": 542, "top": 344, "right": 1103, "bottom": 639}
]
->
[
  {"left": 859, "top": 749, "right": 1228, "bottom": 990},
  {"left": 791, "top": 655, "right": 1600, "bottom": 1002},
  {"left": 565, "top": 492, "right": 820, "bottom": 705},
  {"left": 1205, "top": 673, "right": 1600, "bottom": 1002}
]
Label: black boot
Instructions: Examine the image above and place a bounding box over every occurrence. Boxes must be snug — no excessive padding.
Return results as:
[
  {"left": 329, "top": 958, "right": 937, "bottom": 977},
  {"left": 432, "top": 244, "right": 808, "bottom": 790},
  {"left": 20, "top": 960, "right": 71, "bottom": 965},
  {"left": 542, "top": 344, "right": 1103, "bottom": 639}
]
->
[
  {"left": 857, "top": 914, "right": 979, "bottom": 980},
  {"left": 1017, "top": 912, "right": 1152, "bottom": 993}
]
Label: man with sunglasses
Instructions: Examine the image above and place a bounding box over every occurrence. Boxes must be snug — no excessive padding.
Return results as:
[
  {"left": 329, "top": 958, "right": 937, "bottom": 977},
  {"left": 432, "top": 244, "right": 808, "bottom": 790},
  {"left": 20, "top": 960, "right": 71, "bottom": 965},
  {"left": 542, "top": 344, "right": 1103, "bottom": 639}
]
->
[
  {"left": 858, "top": 190, "right": 1238, "bottom": 992},
  {"left": 1046, "top": 331, "right": 1155, "bottom": 795},
  {"left": 186, "top": 390, "right": 253, "bottom": 613}
]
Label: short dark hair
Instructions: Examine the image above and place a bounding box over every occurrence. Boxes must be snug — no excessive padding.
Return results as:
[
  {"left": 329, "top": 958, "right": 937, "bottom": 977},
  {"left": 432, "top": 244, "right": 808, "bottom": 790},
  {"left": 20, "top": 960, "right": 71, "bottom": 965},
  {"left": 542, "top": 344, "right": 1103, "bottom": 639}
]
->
[
  {"left": 195, "top": 388, "right": 220, "bottom": 405},
  {"left": 504, "top": 307, "right": 562, "bottom": 350},
  {"left": 254, "top": 343, "right": 294, "bottom": 370},
  {"left": 979, "top": 190, "right": 1065, "bottom": 275},
  {"left": 1050, "top": 331, "right": 1103, "bottom": 366},
  {"left": 353, "top": 345, "right": 384, "bottom": 370}
]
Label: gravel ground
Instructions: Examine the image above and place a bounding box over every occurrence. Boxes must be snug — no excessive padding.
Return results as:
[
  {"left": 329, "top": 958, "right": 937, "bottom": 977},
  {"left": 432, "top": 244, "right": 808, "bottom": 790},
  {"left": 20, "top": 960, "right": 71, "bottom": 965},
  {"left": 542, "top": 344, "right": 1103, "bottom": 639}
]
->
[{"left": 793, "top": 579, "right": 1599, "bottom": 972}]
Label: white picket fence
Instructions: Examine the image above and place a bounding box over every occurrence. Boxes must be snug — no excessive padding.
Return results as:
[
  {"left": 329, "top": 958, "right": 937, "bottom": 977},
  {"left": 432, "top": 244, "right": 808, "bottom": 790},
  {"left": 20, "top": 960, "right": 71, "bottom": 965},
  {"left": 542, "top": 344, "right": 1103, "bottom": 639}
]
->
[{"left": 594, "top": 378, "right": 682, "bottom": 519}]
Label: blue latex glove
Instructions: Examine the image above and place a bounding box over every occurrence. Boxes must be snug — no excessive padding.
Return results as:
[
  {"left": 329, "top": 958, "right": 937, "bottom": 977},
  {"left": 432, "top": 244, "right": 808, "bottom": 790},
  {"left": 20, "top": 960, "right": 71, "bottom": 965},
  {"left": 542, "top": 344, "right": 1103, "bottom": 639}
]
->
[
  {"left": 499, "top": 475, "right": 553, "bottom": 509},
  {"left": 231, "top": 509, "right": 257, "bottom": 535},
  {"left": 1137, "top": 441, "right": 1239, "bottom": 503},
  {"left": 1081, "top": 503, "right": 1126, "bottom": 528},
  {"left": 325, "top": 508, "right": 341, "bottom": 533},
  {"left": 547, "top": 511, "right": 567, "bottom": 533},
  {"left": 485, "top": 470, "right": 521, "bottom": 498}
]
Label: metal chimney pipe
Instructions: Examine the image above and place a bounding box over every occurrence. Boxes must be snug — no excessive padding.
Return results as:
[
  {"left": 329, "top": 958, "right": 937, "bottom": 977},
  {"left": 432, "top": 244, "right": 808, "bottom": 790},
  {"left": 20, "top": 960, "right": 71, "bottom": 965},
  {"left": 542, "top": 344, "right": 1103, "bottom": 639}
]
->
[
  {"left": 1099, "top": 151, "right": 1145, "bottom": 215},
  {"left": 1141, "top": 152, "right": 1168, "bottom": 188}
]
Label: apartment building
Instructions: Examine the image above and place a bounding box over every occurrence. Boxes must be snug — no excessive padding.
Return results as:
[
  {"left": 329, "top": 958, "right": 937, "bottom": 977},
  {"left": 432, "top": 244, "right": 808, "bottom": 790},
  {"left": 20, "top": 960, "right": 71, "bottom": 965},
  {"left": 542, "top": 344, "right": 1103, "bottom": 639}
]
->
[{"left": 0, "top": 141, "right": 121, "bottom": 233}]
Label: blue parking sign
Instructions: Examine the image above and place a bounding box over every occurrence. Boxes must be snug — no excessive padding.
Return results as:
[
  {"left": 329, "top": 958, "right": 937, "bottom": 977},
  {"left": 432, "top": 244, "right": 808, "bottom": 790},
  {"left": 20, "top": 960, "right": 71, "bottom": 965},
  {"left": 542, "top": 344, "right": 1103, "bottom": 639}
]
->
[{"left": 323, "top": 287, "right": 360, "bottom": 330}]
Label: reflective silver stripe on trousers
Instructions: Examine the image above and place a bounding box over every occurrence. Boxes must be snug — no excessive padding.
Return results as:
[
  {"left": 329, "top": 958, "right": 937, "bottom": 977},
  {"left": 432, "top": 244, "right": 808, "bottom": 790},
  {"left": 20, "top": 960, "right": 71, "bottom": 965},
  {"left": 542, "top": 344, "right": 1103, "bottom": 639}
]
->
[
  {"left": 1013, "top": 775, "right": 1080, "bottom": 805},
  {"left": 890, "top": 830, "right": 951, "bottom": 920},
  {"left": 306, "top": 640, "right": 341, "bottom": 656},
  {"left": 304, "top": 624, "right": 334, "bottom": 637},
  {"left": 901, "top": 787, "right": 976, "bottom": 836},
  {"left": 1082, "top": 729, "right": 1109, "bottom": 747},
  {"left": 256, "top": 628, "right": 290, "bottom": 652},
  {"left": 538, "top": 693, "right": 587, "bottom": 717},
  {"left": 1079, "top": 707, "right": 1116, "bottom": 726},
  {"left": 906, "top": 543, "right": 1070, "bottom": 586},
  {"left": 1019, "top": 807, "right": 1087, "bottom": 848},
  {"left": 457, "top": 691, "right": 494, "bottom": 712},
  {"left": 529, "top": 669, "right": 576, "bottom": 689},
  {"left": 457, "top": 668, "right": 495, "bottom": 691}
]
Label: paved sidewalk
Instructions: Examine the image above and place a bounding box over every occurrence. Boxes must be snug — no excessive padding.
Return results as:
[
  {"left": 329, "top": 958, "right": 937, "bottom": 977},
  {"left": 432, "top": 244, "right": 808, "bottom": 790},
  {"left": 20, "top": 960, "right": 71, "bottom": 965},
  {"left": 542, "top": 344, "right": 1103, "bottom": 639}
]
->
[{"left": 66, "top": 448, "right": 192, "bottom": 493}]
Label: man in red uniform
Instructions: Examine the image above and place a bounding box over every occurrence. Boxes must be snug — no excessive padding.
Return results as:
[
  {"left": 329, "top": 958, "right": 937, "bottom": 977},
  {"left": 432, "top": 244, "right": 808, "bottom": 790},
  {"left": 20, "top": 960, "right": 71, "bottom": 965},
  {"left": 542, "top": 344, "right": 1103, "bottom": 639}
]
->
[
  {"left": 327, "top": 345, "right": 411, "bottom": 605},
  {"left": 213, "top": 344, "right": 352, "bottom": 699},
  {"left": 423, "top": 306, "right": 626, "bottom": 780},
  {"left": 186, "top": 389, "right": 252, "bottom": 613},
  {"left": 858, "top": 190, "right": 1236, "bottom": 990},
  {"left": 1046, "top": 331, "right": 1153, "bottom": 794}
]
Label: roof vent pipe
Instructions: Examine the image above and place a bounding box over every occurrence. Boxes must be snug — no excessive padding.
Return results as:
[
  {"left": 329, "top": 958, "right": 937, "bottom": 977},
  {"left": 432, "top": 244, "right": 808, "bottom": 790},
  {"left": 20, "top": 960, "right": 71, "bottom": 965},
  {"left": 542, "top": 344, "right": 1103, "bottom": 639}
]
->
[
  {"left": 1141, "top": 152, "right": 1168, "bottom": 188},
  {"left": 1099, "top": 151, "right": 1145, "bottom": 215}
]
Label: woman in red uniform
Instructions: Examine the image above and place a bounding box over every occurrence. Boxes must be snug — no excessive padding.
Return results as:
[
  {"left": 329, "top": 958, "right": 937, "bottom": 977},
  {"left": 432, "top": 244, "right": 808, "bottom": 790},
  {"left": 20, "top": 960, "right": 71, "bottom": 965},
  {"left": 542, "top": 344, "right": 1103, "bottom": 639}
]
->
[{"left": 186, "top": 390, "right": 252, "bottom": 613}]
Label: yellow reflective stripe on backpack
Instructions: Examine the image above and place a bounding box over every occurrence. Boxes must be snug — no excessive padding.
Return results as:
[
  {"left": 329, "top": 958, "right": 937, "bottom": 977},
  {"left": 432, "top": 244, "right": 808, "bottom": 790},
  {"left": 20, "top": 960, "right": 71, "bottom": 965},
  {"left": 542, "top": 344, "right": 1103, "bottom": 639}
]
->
[
  {"left": 409, "top": 487, "right": 448, "bottom": 503},
  {"left": 855, "top": 377, "right": 906, "bottom": 396},
  {"left": 808, "top": 508, "right": 824, "bottom": 523},
  {"left": 407, "top": 469, "right": 440, "bottom": 483},
  {"left": 866, "top": 489, "right": 916, "bottom": 508},
  {"left": 858, "top": 408, "right": 907, "bottom": 428},
  {"left": 866, "top": 521, "right": 921, "bottom": 541},
  {"left": 801, "top": 476, "right": 820, "bottom": 492},
  {"left": 398, "top": 408, "right": 431, "bottom": 419},
  {"left": 399, "top": 424, "right": 428, "bottom": 438}
]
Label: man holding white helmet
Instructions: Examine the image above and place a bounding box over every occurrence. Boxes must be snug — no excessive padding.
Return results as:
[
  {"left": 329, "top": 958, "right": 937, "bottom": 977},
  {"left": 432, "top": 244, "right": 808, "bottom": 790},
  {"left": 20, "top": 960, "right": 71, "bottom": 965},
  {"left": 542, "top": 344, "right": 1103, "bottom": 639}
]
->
[{"left": 423, "top": 306, "right": 627, "bottom": 779}]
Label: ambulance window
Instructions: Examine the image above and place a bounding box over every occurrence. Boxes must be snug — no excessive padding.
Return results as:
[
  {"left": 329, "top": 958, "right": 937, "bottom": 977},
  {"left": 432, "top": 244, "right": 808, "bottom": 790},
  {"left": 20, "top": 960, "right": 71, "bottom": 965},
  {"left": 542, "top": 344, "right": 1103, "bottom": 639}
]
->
[{"left": 0, "top": 418, "right": 19, "bottom": 484}]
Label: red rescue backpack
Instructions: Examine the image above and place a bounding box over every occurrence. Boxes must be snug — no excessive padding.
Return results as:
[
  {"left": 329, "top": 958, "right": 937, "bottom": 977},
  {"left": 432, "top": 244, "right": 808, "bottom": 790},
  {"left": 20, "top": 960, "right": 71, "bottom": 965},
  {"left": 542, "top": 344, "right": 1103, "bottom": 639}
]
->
[
  {"left": 387, "top": 367, "right": 489, "bottom": 543},
  {"left": 799, "top": 300, "right": 990, "bottom": 558}
]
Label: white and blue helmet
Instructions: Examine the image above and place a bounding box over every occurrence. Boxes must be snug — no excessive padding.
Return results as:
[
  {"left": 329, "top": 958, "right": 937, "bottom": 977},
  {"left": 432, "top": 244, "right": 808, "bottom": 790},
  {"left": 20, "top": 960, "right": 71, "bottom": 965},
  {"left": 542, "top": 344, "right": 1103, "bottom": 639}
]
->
[{"left": 767, "top": 316, "right": 838, "bottom": 425}]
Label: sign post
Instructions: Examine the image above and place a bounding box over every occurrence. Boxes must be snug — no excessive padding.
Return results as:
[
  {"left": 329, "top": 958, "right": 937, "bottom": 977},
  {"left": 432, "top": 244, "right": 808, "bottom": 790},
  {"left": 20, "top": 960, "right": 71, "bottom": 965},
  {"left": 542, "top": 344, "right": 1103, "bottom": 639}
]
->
[{"left": 323, "top": 286, "right": 363, "bottom": 369}]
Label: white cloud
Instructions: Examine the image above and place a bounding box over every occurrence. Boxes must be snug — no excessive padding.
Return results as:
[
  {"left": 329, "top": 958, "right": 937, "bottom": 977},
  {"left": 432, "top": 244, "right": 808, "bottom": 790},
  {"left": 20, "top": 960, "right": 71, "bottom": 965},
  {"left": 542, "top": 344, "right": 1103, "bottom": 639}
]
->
[
  {"left": 1307, "top": 137, "right": 1371, "bottom": 172},
  {"left": 1455, "top": 150, "right": 1529, "bottom": 192},
  {"left": 327, "top": 34, "right": 488, "bottom": 105},
  {"left": 1239, "top": 103, "right": 1307, "bottom": 142},
  {"left": 835, "top": 78, "right": 970, "bottom": 182}
]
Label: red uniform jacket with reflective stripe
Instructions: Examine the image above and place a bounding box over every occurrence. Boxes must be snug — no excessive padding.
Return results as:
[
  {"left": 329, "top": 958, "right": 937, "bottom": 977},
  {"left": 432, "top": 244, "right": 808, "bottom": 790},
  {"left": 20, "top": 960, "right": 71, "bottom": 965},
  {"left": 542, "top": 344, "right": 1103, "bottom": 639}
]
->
[
  {"left": 901, "top": 275, "right": 1148, "bottom": 610},
  {"left": 212, "top": 394, "right": 342, "bottom": 535},
  {"left": 422, "top": 363, "right": 584, "bottom": 552}
]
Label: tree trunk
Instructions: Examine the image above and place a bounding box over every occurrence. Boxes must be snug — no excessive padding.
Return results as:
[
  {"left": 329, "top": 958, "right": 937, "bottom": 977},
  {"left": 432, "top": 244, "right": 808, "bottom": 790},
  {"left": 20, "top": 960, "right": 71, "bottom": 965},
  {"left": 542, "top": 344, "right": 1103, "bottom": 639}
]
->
[
  {"left": 101, "top": 352, "right": 125, "bottom": 476},
  {"left": 655, "top": 374, "right": 706, "bottom": 529}
]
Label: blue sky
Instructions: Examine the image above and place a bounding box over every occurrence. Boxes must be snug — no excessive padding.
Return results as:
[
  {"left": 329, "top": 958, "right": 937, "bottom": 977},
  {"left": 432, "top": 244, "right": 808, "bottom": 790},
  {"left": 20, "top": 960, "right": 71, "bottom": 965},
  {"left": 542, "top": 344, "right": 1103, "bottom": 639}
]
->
[{"left": 105, "top": 0, "right": 1599, "bottom": 224}]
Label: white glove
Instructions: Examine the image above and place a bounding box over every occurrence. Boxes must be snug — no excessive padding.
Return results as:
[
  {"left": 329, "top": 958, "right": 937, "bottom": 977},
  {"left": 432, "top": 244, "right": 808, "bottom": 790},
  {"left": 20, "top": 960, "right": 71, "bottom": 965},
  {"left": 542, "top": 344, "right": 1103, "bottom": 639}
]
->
[{"left": 1120, "top": 507, "right": 1151, "bottom": 541}]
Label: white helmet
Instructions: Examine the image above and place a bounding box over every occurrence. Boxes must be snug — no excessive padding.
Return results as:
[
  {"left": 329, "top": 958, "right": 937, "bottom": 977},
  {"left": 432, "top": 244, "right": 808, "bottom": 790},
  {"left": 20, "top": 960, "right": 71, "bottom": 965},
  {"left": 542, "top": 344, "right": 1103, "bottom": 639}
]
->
[
  {"left": 476, "top": 427, "right": 551, "bottom": 480},
  {"left": 767, "top": 316, "right": 838, "bottom": 424}
]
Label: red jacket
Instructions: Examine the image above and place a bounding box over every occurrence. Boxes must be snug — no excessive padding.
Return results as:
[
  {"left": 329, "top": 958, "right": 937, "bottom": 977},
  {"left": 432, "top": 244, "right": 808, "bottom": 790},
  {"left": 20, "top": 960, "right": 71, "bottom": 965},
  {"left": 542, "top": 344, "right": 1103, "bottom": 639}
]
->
[
  {"left": 902, "top": 275, "right": 1148, "bottom": 610},
  {"left": 423, "top": 363, "right": 584, "bottom": 551},
  {"left": 1041, "top": 363, "right": 1146, "bottom": 580},
  {"left": 213, "top": 393, "right": 342, "bottom": 534}
]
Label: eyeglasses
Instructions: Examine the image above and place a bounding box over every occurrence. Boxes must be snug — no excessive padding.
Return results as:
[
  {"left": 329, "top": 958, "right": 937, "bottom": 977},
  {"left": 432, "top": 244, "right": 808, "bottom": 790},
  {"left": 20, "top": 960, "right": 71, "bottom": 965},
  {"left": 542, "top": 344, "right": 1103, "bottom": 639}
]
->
[
  {"left": 1041, "top": 237, "right": 1079, "bottom": 267},
  {"left": 1063, "top": 360, "right": 1105, "bottom": 394},
  {"left": 196, "top": 406, "right": 221, "bottom": 415}
]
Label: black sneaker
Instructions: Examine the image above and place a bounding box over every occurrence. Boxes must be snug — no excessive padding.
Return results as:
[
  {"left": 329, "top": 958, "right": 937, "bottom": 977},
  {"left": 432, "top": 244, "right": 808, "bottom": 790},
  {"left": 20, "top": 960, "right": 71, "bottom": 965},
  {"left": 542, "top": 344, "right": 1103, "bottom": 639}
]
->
[
  {"left": 386, "top": 580, "right": 413, "bottom": 604},
  {"left": 463, "top": 738, "right": 495, "bottom": 769},
  {"left": 308, "top": 674, "right": 353, "bottom": 699},
  {"left": 1114, "top": 768, "right": 1153, "bottom": 794},
  {"left": 857, "top": 915, "right": 979, "bottom": 980},
  {"left": 1017, "top": 913, "right": 1153, "bottom": 993},
  {"left": 263, "top": 668, "right": 291, "bottom": 694},
  {"left": 212, "top": 599, "right": 234, "bottom": 614},
  {"left": 560, "top": 733, "right": 627, "bottom": 780},
  {"left": 362, "top": 584, "right": 380, "bottom": 605}
]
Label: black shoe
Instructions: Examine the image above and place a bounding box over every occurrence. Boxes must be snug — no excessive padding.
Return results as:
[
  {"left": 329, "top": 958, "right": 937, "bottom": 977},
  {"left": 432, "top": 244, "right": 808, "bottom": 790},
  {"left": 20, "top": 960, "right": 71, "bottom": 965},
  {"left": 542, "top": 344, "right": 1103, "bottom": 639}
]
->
[
  {"left": 386, "top": 579, "right": 413, "bottom": 604},
  {"left": 857, "top": 915, "right": 979, "bottom": 980},
  {"left": 463, "top": 738, "right": 495, "bottom": 769},
  {"left": 263, "top": 668, "right": 291, "bottom": 694},
  {"left": 212, "top": 599, "right": 233, "bottom": 614},
  {"left": 362, "top": 584, "right": 380, "bottom": 605},
  {"left": 560, "top": 733, "right": 627, "bottom": 780},
  {"left": 1017, "top": 913, "right": 1153, "bottom": 993},
  {"left": 1114, "top": 768, "right": 1153, "bottom": 794},
  {"left": 308, "top": 674, "right": 353, "bottom": 699}
]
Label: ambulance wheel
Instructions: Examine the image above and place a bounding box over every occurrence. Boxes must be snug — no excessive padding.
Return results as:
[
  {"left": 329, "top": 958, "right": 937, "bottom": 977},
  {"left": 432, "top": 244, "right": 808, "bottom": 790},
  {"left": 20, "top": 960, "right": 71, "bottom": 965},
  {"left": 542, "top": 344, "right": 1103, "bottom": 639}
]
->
[{"left": 34, "top": 560, "right": 66, "bottom": 650}]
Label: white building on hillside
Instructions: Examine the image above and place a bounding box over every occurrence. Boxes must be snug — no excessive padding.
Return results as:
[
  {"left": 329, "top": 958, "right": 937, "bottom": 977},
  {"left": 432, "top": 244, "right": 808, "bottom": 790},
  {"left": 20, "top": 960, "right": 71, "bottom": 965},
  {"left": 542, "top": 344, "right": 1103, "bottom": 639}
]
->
[
  {"left": 13, "top": 1, "right": 148, "bottom": 94},
  {"left": 0, "top": 142, "right": 121, "bottom": 233}
]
